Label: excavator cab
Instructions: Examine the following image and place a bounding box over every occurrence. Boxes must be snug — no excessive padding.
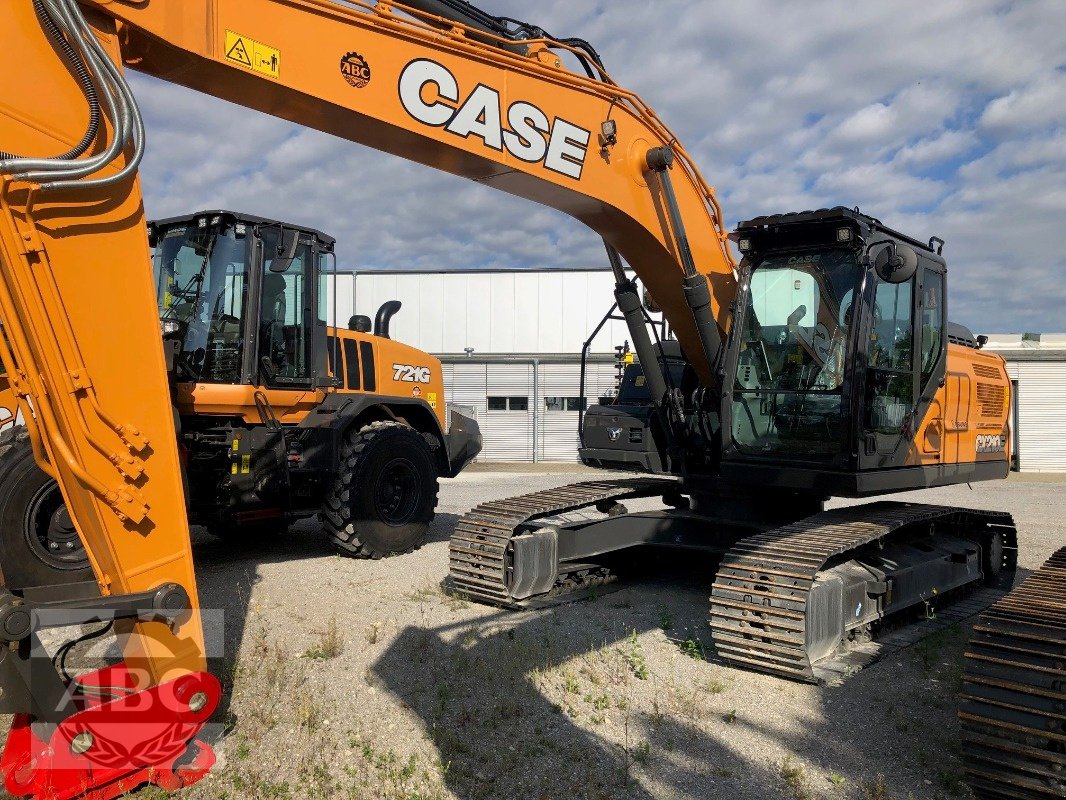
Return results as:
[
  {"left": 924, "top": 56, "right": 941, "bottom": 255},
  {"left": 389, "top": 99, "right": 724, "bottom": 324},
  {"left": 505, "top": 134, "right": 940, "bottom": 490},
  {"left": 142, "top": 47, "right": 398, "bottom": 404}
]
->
[{"left": 719, "top": 207, "right": 1009, "bottom": 495}]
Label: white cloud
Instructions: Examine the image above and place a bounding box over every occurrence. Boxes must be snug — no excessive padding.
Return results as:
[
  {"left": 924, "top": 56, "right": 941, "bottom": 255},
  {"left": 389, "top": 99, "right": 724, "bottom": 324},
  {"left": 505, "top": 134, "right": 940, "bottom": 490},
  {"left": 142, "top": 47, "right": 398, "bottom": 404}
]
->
[
  {"left": 893, "top": 130, "right": 977, "bottom": 168},
  {"left": 126, "top": 0, "right": 1066, "bottom": 333},
  {"left": 980, "top": 72, "right": 1066, "bottom": 134}
]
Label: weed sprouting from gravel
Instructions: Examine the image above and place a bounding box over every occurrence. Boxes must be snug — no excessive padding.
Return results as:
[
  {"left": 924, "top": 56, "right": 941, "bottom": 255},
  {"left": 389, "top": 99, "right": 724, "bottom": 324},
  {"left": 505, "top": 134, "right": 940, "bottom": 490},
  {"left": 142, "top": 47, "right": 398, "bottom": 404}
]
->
[
  {"left": 659, "top": 608, "right": 674, "bottom": 631},
  {"left": 304, "top": 617, "right": 344, "bottom": 660},
  {"left": 704, "top": 677, "right": 728, "bottom": 695},
  {"left": 678, "top": 627, "right": 706, "bottom": 661},
  {"left": 781, "top": 756, "right": 814, "bottom": 800},
  {"left": 829, "top": 771, "right": 846, "bottom": 788},
  {"left": 937, "top": 768, "right": 965, "bottom": 795},
  {"left": 859, "top": 773, "right": 891, "bottom": 800},
  {"left": 631, "top": 741, "right": 650, "bottom": 765},
  {"left": 585, "top": 693, "right": 610, "bottom": 711},
  {"left": 623, "top": 629, "right": 649, "bottom": 680},
  {"left": 365, "top": 622, "right": 382, "bottom": 645}
]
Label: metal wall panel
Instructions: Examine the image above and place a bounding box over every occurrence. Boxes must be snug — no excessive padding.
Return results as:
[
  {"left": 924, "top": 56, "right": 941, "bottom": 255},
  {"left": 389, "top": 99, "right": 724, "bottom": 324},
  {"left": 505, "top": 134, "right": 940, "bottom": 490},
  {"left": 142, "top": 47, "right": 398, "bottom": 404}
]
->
[
  {"left": 348, "top": 271, "right": 655, "bottom": 354},
  {"left": 538, "top": 362, "right": 620, "bottom": 462}
]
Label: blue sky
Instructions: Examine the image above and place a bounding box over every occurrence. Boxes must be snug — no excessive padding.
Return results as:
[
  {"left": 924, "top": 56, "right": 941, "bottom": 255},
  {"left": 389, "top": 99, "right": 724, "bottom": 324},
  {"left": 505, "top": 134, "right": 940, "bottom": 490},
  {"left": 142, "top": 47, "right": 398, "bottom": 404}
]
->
[{"left": 131, "top": 0, "right": 1066, "bottom": 333}]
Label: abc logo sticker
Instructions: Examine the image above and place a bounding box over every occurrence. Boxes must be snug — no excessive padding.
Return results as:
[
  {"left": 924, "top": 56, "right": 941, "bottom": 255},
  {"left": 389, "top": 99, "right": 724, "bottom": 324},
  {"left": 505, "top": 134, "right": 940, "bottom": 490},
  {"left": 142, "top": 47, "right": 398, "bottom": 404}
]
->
[{"left": 340, "top": 52, "right": 371, "bottom": 88}]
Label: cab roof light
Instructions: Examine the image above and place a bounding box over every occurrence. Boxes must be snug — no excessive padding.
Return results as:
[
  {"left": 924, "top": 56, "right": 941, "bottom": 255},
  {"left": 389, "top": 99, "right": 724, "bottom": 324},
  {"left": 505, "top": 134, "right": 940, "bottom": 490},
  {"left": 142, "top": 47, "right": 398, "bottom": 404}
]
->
[
  {"left": 737, "top": 237, "right": 752, "bottom": 252},
  {"left": 836, "top": 227, "right": 853, "bottom": 242}
]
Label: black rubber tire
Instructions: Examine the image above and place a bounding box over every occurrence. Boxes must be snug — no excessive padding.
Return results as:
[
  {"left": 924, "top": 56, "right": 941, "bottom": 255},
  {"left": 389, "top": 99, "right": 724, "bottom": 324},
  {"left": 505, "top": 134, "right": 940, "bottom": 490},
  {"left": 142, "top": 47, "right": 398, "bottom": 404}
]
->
[
  {"left": 321, "top": 421, "right": 438, "bottom": 559},
  {"left": 0, "top": 427, "right": 93, "bottom": 588}
]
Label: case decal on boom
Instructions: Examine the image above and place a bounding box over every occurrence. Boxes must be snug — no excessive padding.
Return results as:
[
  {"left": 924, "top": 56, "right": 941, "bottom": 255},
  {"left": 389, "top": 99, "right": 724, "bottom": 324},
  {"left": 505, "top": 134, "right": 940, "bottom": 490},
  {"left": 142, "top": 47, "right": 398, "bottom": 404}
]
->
[
  {"left": 224, "top": 30, "right": 280, "bottom": 79},
  {"left": 398, "top": 59, "right": 590, "bottom": 179}
]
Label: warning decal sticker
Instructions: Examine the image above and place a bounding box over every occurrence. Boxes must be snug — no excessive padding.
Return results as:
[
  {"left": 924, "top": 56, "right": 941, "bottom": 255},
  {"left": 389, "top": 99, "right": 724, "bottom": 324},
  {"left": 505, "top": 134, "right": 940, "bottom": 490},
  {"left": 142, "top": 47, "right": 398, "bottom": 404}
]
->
[{"left": 224, "top": 30, "right": 280, "bottom": 79}]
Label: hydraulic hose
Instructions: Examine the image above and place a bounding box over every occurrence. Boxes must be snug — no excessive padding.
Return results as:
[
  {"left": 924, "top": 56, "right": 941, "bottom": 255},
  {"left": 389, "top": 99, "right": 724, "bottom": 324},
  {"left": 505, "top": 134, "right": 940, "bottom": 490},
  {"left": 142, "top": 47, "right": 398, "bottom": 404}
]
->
[
  {"left": 0, "top": 0, "right": 100, "bottom": 162},
  {"left": 0, "top": 0, "right": 145, "bottom": 192}
]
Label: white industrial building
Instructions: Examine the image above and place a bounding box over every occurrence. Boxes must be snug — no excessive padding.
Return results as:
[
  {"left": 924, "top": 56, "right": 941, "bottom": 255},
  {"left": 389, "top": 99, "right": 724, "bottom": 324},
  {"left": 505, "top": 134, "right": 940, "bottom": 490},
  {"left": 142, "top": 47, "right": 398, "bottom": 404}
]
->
[{"left": 334, "top": 269, "right": 1066, "bottom": 471}]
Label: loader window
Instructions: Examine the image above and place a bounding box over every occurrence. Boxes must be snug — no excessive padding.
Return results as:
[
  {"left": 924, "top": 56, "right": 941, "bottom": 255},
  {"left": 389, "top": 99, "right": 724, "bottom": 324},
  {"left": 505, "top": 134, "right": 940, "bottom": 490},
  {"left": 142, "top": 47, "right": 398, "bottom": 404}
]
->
[
  {"left": 730, "top": 249, "right": 859, "bottom": 459},
  {"left": 153, "top": 223, "right": 249, "bottom": 384},
  {"left": 258, "top": 228, "right": 313, "bottom": 385}
]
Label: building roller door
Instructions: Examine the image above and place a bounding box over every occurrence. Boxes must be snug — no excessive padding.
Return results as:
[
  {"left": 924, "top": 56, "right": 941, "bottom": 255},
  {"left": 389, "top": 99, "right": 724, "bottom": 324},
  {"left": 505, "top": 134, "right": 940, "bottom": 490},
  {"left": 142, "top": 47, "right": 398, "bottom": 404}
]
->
[
  {"left": 1013, "top": 361, "right": 1066, "bottom": 471},
  {"left": 479, "top": 363, "right": 534, "bottom": 462}
]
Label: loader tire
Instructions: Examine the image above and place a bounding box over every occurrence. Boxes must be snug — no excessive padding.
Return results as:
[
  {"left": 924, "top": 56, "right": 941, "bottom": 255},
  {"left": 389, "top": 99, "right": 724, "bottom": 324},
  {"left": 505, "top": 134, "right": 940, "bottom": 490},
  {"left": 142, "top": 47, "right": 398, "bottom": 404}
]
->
[
  {"left": 0, "top": 427, "right": 93, "bottom": 588},
  {"left": 322, "top": 421, "right": 438, "bottom": 559}
]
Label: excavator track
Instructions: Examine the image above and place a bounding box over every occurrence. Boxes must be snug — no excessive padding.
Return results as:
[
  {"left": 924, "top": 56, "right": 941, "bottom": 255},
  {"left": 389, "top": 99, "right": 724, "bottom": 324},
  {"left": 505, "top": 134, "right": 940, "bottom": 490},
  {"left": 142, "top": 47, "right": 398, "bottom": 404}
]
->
[
  {"left": 447, "top": 477, "right": 676, "bottom": 607},
  {"left": 709, "top": 502, "right": 1018, "bottom": 684},
  {"left": 960, "top": 546, "right": 1066, "bottom": 800}
]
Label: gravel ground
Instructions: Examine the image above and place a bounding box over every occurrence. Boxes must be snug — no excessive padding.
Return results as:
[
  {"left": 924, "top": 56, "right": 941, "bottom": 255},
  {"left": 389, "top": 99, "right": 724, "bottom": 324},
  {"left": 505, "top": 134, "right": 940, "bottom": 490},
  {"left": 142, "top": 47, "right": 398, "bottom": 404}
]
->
[{"left": 9, "top": 470, "right": 1065, "bottom": 800}]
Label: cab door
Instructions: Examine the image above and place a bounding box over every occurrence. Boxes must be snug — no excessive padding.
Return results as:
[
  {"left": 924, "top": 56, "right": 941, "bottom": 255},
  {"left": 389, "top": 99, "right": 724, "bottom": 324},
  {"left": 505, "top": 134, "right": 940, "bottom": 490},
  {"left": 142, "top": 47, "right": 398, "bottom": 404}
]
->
[
  {"left": 858, "top": 258, "right": 946, "bottom": 469},
  {"left": 253, "top": 226, "right": 316, "bottom": 390}
]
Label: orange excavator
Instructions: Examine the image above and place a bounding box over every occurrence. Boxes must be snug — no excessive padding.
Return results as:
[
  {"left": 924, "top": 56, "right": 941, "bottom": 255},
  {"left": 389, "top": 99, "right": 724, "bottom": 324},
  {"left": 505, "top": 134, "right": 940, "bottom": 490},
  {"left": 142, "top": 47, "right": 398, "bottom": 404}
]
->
[{"left": 0, "top": 2, "right": 1057, "bottom": 799}]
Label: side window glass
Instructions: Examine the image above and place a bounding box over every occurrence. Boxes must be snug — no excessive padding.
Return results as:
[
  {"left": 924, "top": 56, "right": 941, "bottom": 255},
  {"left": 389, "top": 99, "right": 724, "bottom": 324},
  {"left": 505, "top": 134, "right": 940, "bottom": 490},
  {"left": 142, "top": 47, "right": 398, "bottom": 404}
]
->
[
  {"left": 865, "top": 278, "right": 914, "bottom": 437},
  {"left": 259, "top": 229, "right": 312, "bottom": 383},
  {"left": 920, "top": 271, "right": 944, "bottom": 386},
  {"left": 869, "top": 281, "right": 913, "bottom": 371}
]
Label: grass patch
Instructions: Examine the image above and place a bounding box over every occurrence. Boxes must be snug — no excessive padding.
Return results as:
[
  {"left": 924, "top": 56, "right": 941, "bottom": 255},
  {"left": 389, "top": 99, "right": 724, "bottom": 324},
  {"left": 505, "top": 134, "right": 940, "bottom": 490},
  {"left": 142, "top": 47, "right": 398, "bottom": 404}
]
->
[
  {"left": 937, "top": 768, "right": 965, "bottom": 795},
  {"left": 304, "top": 617, "right": 344, "bottom": 661},
  {"left": 624, "top": 630, "right": 649, "bottom": 680},
  {"left": 678, "top": 628, "right": 706, "bottom": 661},
  {"left": 704, "top": 677, "right": 728, "bottom": 695},
  {"left": 630, "top": 741, "right": 651, "bottom": 766},
  {"left": 859, "top": 774, "right": 890, "bottom": 800},
  {"left": 780, "top": 756, "right": 813, "bottom": 800},
  {"left": 659, "top": 608, "right": 674, "bottom": 631}
]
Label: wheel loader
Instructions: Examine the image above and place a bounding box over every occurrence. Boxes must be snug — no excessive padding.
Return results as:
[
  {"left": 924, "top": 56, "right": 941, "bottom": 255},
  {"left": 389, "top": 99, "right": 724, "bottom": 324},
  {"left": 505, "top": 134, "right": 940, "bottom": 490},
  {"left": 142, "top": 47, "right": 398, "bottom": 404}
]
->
[{"left": 0, "top": 209, "right": 481, "bottom": 589}]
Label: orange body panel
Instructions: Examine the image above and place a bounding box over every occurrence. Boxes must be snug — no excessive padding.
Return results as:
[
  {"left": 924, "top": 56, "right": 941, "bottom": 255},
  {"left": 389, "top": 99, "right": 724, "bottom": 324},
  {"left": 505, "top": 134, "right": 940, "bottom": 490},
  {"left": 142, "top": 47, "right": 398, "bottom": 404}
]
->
[
  {"left": 911, "top": 344, "right": 1012, "bottom": 470},
  {"left": 176, "top": 327, "right": 447, "bottom": 428}
]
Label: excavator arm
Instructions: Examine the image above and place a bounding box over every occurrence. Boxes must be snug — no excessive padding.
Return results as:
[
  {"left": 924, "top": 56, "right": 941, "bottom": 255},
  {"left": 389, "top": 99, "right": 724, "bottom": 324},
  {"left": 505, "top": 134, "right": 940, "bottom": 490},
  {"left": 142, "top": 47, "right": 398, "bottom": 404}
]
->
[{"left": 0, "top": 1, "right": 734, "bottom": 797}]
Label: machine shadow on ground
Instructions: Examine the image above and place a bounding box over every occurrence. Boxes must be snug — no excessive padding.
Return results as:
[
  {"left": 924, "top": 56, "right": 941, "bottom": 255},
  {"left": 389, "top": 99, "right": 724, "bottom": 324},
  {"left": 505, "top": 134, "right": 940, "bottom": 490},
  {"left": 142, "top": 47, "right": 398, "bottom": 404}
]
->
[
  {"left": 370, "top": 547, "right": 980, "bottom": 800},
  {"left": 191, "top": 515, "right": 473, "bottom": 734}
]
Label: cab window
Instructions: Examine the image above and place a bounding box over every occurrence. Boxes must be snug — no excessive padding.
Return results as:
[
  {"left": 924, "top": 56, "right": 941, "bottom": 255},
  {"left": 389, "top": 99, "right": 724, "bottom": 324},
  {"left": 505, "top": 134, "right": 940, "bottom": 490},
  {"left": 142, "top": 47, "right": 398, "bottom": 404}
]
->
[
  {"left": 920, "top": 271, "right": 944, "bottom": 388},
  {"left": 259, "top": 229, "right": 313, "bottom": 384}
]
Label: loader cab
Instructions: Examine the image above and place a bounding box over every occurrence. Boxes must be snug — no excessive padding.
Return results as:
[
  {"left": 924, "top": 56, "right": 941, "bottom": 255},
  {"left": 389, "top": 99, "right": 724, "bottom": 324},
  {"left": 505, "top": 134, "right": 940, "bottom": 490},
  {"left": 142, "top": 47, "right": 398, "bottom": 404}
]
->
[
  {"left": 149, "top": 210, "right": 336, "bottom": 392},
  {"left": 720, "top": 207, "right": 950, "bottom": 497}
]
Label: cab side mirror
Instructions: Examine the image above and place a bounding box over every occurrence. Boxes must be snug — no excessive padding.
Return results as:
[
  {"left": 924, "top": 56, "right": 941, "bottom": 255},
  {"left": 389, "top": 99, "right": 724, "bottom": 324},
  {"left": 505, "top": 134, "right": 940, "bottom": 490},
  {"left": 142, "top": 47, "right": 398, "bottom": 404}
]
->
[
  {"left": 872, "top": 242, "right": 918, "bottom": 284},
  {"left": 269, "top": 227, "right": 300, "bottom": 273}
]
